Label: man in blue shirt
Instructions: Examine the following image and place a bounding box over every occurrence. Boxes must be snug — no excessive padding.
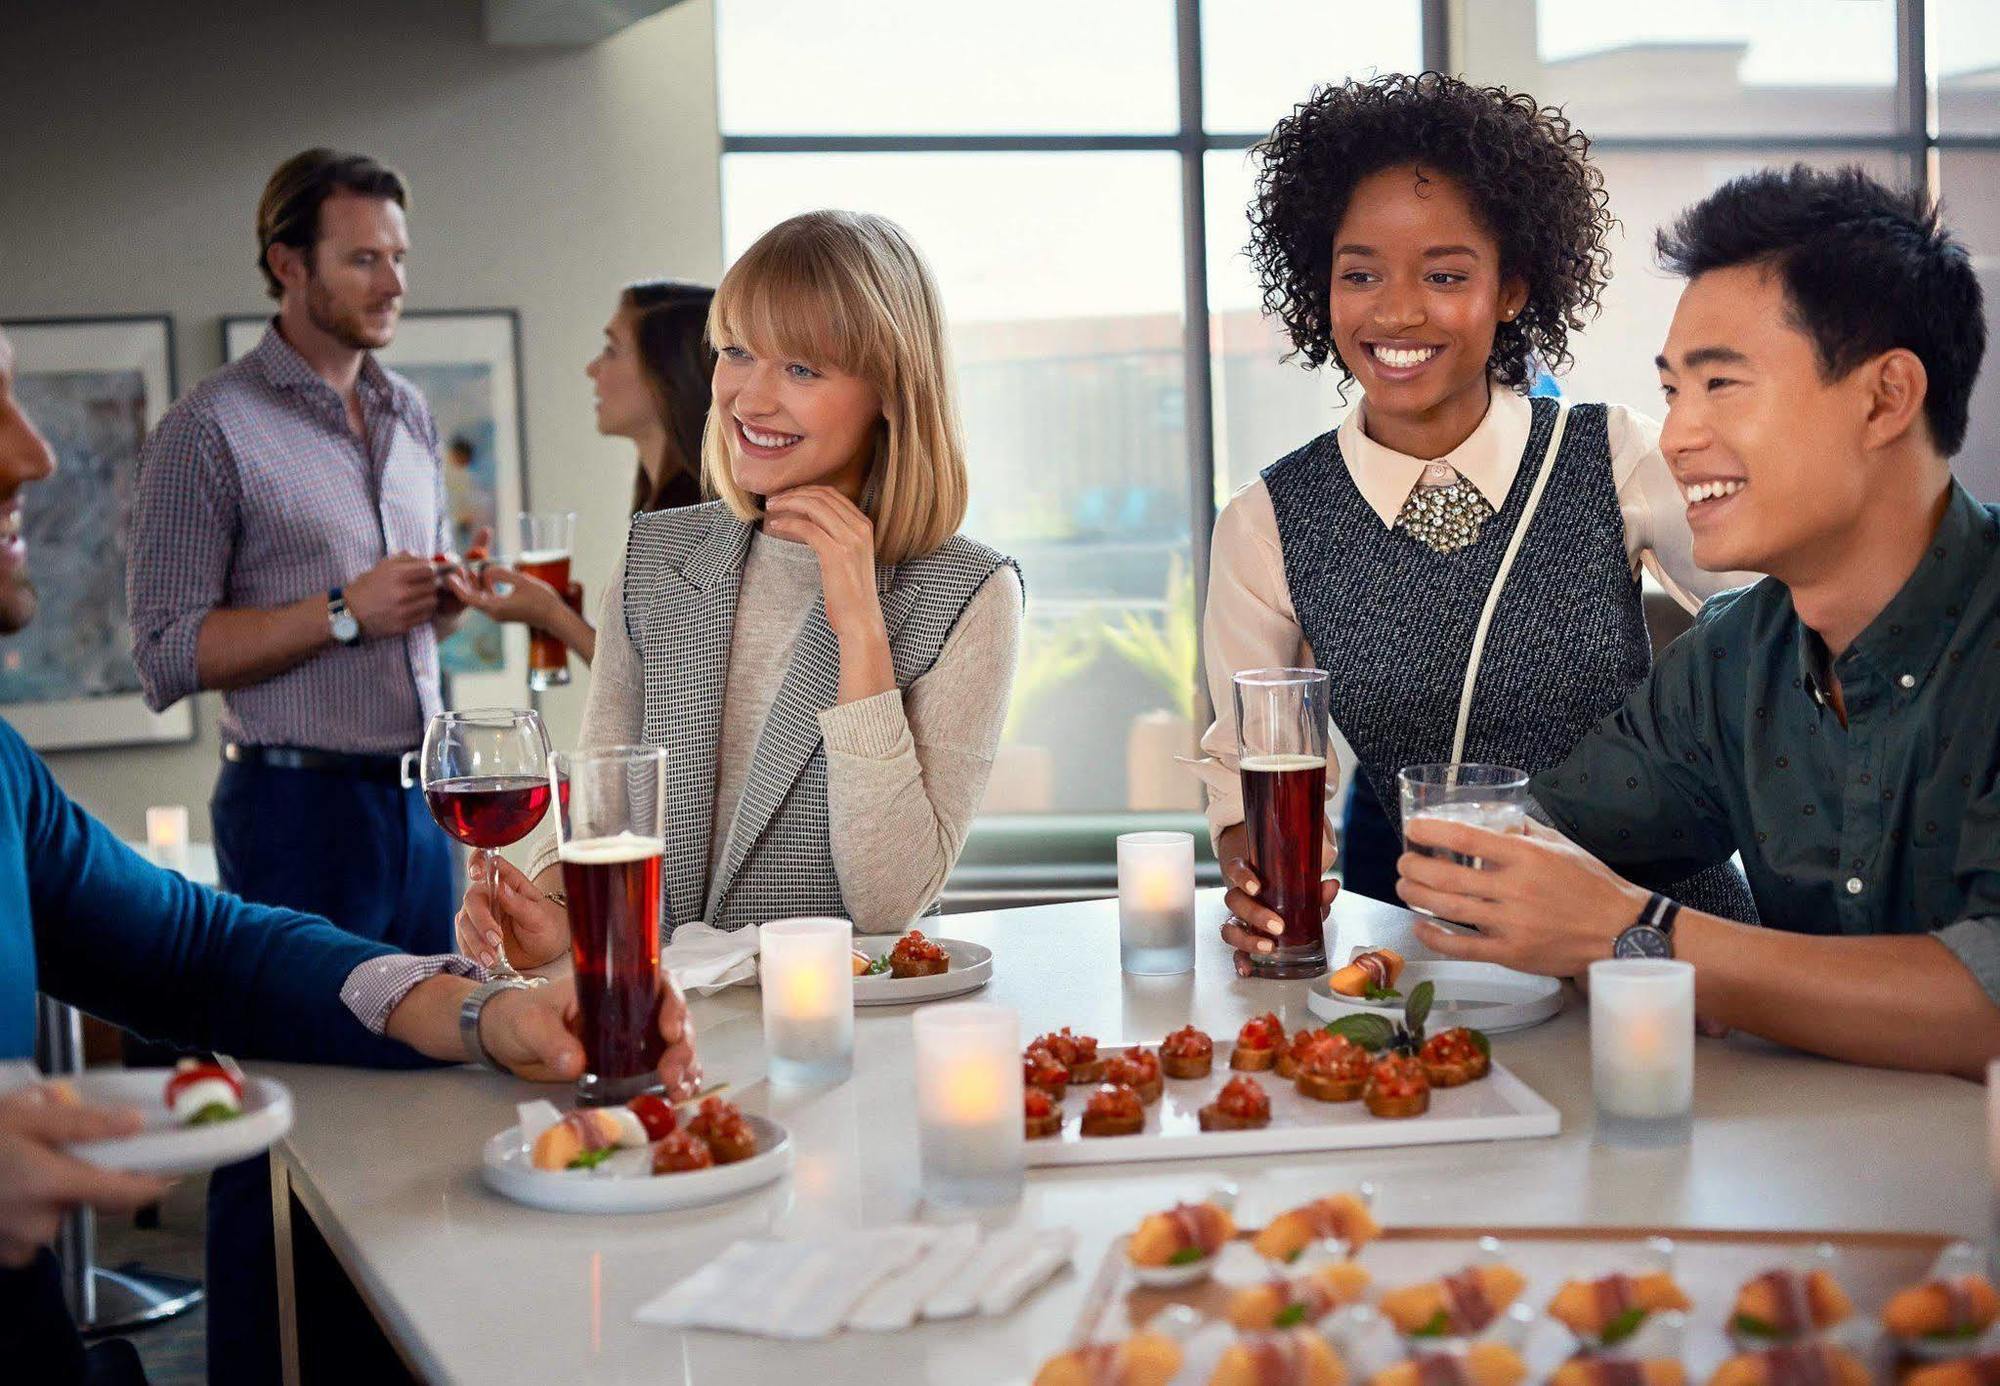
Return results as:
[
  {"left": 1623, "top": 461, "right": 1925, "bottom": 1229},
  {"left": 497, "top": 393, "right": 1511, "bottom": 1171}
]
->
[
  {"left": 1394, "top": 167, "right": 2000, "bottom": 1079},
  {"left": 0, "top": 324, "right": 697, "bottom": 1378}
]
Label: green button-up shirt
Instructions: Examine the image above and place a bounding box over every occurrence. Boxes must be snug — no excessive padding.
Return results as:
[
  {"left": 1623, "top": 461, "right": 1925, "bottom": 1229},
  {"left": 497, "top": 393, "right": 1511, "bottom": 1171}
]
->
[{"left": 1533, "top": 481, "right": 2000, "bottom": 1001}]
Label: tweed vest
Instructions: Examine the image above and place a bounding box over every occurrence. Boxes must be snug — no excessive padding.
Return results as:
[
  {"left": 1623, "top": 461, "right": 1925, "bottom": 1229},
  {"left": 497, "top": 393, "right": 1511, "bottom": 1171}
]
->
[
  {"left": 623, "top": 501, "right": 1016, "bottom": 935},
  {"left": 1263, "top": 397, "right": 1755, "bottom": 921}
]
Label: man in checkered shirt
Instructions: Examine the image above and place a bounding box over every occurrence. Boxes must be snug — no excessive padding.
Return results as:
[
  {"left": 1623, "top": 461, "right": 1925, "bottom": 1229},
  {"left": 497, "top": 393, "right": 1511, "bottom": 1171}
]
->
[{"left": 125, "top": 147, "right": 475, "bottom": 1384}]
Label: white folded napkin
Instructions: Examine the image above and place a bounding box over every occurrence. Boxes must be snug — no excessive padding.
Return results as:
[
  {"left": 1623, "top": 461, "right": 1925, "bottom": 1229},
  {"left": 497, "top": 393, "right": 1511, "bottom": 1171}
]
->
[
  {"left": 664, "top": 921, "right": 760, "bottom": 995},
  {"left": 634, "top": 1223, "right": 1072, "bottom": 1339}
]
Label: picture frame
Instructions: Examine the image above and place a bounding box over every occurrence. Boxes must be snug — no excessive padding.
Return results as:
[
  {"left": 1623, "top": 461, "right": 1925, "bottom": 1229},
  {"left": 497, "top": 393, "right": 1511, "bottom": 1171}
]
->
[
  {"left": 0, "top": 314, "right": 194, "bottom": 751},
  {"left": 222, "top": 308, "right": 533, "bottom": 709}
]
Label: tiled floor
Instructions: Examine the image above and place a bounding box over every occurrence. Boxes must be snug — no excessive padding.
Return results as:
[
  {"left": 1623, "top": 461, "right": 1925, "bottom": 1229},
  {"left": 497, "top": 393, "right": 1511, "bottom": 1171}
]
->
[{"left": 89, "top": 1174, "right": 208, "bottom": 1386}]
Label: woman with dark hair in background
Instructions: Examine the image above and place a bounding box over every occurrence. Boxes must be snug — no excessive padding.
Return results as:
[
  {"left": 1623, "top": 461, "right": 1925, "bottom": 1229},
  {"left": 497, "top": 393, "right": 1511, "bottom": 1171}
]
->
[{"left": 454, "top": 279, "right": 714, "bottom": 662}]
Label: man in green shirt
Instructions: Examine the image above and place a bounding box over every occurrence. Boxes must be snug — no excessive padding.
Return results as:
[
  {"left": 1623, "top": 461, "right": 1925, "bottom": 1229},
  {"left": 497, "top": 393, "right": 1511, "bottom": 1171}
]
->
[{"left": 1397, "top": 165, "right": 2000, "bottom": 1079}]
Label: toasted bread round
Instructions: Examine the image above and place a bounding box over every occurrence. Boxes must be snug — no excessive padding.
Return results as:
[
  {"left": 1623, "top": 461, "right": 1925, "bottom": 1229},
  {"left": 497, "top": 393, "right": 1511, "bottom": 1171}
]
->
[
  {"left": 1231, "top": 1045, "right": 1277, "bottom": 1072},
  {"left": 1080, "top": 1108, "right": 1144, "bottom": 1137},
  {"left": 1161, "top": 1051, "right": 1211, "bottom": 1081},
  {"left": 1295, "top": 1068, "right": 1366, "bottom": 1103},
  {"left": 1365, "top": 1086, "right": 1430, "bottom": 1119},
  {"left": 890, "top": 954, "right": 949, "bottom": 979},
  {"left": 1199, "top": 1102, "right": 1270, "bottom": 1132}
]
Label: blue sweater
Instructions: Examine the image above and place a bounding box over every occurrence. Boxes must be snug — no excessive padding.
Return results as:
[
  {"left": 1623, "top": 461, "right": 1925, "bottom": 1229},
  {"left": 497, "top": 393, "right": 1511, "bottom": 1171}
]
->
[{"left": 1, "top": 719, "right": 433, "bottom": 1068}]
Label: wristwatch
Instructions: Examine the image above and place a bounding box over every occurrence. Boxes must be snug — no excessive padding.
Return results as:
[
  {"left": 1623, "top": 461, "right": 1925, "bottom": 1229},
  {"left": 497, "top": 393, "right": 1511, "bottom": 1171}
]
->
[
  {"left": 1613, "top": 892, "right": 1681, "bottom": 959},
  {"left": 459, "top": 977, "right": 534, "bottom": 1071},
  {"left": 327, "top": 587, "right": 361, "bottom": 646}
]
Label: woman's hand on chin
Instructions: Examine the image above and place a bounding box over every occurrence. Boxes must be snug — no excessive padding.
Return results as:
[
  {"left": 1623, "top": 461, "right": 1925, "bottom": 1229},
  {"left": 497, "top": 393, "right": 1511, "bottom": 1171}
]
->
[{"left": 763, "top": 486, "right": 886, "bottom": 642}]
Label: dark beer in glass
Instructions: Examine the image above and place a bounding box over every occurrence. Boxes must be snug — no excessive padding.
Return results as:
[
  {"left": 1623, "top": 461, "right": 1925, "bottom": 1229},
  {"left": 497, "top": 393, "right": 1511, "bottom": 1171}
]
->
[
  {"left": 1232, "top": 669, "right": 1332, "bottom": 978},
  {"left": 518, "top": 511, "right": 576, "bottom": 691}
]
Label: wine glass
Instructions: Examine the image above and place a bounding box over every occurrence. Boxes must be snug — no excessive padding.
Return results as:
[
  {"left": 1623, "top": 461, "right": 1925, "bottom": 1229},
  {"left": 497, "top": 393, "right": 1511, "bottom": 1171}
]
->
[{"left": 419, "top": 708, "right": 552, "bottom": 981}]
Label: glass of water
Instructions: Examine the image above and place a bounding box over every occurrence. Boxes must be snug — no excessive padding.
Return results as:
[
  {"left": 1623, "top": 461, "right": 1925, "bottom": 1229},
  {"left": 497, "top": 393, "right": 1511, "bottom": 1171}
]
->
[{"left": 1397, "top": 763, "right": 1529, "bottom": 921}]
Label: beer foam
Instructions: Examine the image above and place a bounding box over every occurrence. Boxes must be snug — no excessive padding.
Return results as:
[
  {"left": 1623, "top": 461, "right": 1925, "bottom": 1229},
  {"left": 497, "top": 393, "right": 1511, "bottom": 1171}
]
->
[
  {"left": 559, "top": 832, "right": 665, "bottom": 865},
  {"left": 1240, "top": 753, "right": 1326, "bottom": 772},
  {"left": 518, "top": 548, "right": 568, "bottom": 565}
]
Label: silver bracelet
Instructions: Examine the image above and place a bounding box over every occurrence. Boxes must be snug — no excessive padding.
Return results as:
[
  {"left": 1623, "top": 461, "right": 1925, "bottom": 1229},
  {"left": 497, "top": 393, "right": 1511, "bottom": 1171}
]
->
[{"left": 458, "top": 977, "right": 534, "bottom": 1072}]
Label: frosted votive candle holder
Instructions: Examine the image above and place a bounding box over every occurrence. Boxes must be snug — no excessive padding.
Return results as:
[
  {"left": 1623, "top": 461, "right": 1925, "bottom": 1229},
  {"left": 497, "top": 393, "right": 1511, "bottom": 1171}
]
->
[
  {"left": 1589, "top": 959, "right": 1695, "bottom": 1147},
  {"left": 759, "top": 917, "right": 854, "bottom": 1086},
  {"left": 914, "top": 1003, "right": 1023, "bottom": 1208},
  {"left": 1118, "top": 831, "right": 1196, "bottom": 974}
]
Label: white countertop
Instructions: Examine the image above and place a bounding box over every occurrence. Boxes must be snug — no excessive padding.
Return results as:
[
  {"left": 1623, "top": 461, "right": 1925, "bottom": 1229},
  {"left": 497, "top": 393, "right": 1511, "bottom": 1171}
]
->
[{"left": 262, "top": 890, "right": 1989, "bottom": 1384}]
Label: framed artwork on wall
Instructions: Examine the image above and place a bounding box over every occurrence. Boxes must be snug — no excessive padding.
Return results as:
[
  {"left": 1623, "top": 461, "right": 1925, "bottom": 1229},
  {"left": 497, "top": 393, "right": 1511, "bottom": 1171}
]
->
[
  {"left": 0, "top": 314, "right": 194, "bottom": 751},
  {"left": 222, "top": 308, "right": 531, "bottom": 709}
]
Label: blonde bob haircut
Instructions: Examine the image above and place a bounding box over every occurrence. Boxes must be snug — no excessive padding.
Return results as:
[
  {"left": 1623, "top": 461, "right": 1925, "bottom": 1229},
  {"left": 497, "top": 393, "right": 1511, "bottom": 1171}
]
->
[{"left": 702, "top": 209, "right": 969, "bottom": 564}]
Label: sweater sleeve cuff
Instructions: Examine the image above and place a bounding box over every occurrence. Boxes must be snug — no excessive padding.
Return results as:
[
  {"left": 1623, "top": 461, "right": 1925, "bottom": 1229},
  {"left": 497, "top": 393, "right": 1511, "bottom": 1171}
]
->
[
  {"left": 340, "top": 953, "right": 491, "bottom": 1035},
  {"left": 818, "top": 689, "right": 911, "bottom": 760}
]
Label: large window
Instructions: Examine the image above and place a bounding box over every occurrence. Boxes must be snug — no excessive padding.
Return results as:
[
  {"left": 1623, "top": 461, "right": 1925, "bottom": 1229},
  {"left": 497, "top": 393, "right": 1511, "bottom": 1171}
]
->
[{"left": 716, "top": 0, "right": 2000, "bottom": 827}]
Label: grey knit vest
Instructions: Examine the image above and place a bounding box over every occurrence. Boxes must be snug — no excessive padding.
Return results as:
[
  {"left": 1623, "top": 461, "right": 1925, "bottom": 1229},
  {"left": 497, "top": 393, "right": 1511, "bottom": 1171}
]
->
[
  {"left": 1263, "top": 396, "right": 1756, "bottom": 921},
  {"left": 622, "top": 501, "right": 1016, "bottom": 936}
]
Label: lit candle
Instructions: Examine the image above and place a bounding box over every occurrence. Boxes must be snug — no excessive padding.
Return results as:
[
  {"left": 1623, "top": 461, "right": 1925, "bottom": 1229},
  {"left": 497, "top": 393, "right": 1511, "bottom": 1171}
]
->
[
  {"left": 759, "top": 917, "right": 854, "bottom": 1086},
  {"left": 1589, "top": 959, "right": 1695, "bottom": 1145},
  {"left": 914, "top": 1003, "right": 1023, "bottom": 1208},
  {"left": 1117, "top": 831, "right": 1196, "bottom": 975},
  {"left": 146, "top": 805, "right": 190, "bottom": 874}
]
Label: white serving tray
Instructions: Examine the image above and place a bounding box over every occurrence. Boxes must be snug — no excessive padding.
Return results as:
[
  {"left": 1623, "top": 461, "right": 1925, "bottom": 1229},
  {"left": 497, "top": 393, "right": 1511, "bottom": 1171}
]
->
[
  {"left": 851, "top": 938, "right": 992, "bottom": 1007},
  {"left": 482, "top": 1113, "right": 791, "bottom": 1214},
  {"left": 1024, "top": 1042, "right": 1558, "bottom": 1168},
  {"left": 1306, "top": 960, "right": 1564, "bottom": 1035}
]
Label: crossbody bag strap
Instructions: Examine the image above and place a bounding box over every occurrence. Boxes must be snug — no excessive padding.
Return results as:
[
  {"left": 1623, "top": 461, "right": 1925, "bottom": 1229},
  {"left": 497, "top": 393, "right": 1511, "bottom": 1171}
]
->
[{"left": 1447, "top": 403, "right": 1571, "bottom": 764}]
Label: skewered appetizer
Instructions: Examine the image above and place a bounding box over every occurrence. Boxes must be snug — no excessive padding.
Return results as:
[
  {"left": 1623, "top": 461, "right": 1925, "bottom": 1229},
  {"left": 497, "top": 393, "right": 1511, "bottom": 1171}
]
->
[
  {"left": 1730, "top": 1269, "right": 1853, "bottom": 1339},
  {"left": 1034, "top": 1334, "right": 1183, "bottom": 1386},
  {"left": 1208, "top": 1327, "right": 1346, "bottom": 1386},
  {"left": 1080, "top": 1082, "right": 1146, "bottom": 1137},
  {"left": 1369, "top": 1344, "right": 1528, "bottom": 1386},
  {"left": 1227, "top": 1262, "right": 1373, "bottom": 1330},
  {"left": 1102, "top": 1048, "right": 1164, "bottom": 1105},
  {"left": 1233, "top": 1013, "right": 1285, "bottom": 1070},
  {"left": 165, "top": 1059, "right": 244, "bottom": 1127},
  {"left": 1330, "top": 948, "right": 1404, "bottom": 998},
  {"left": 889, "top": 929, "right": 950, "bottom": 978},
  {"left": 1024, "top": 1045, "right": 1071, "bottom": 1099},
  {"left": 686, "top": 1096, "right": 757, "bottom": 1164},
  {"left": 1200, "top": 1075, "right": 1273, "bottom": 1132},
  {"left": 533, "top": 1105, "right": 650, "bottom": 1171},
  {"left": 1419, "top": 1028, "right": 1491, "bottom": 1087},
  {"left": 625, "top": 1092, "right": 680, "bottom": 1140},
  {"left": 1381, "top": 1264, "right": 1528, "bottom": 1338},
  {"left": 1295, "top": 1033, "right": 1372, "bottom": 1103},
  {"left": 651, "top": 1130, "right": 716, "bottom": 1174},
  {"left": 1707, "top": 1344, "right": 1871, "bottom": 1386},
  {"left": 1906, "top": 1357, "right": 2000, "bottom": 1386},
  {"left": 851, "top": 948, "right": 878, "bottom": 976},
  {"left": 1252, "top": 1193, "right": 1382, "bottom": 1263},
  {"left": 1363, "top": 1054, "right": 1431, "bottom": 1119},
  {"left": 1160, "top": 1025, "right": 1214, "bottom": 1080},
  {"left": 1128, "top": 1199, "right": 1236, "bottom": 1269},
  {"left": 1024, "top": 1087, "right": 1063, "bottom": 1140},
  {"left": 1548, "top": 1271, "right": 1693, "bottom": 1341},
  {"left": 1549, "top": 1362, "right": 1685, "bottom": 1386},
  {"left": 1034, "top": 1028, "right": 1105, "bottom": 1084},
  {"left": 1885, "top": 1273, "right": 2000, "bottom": 1344}
]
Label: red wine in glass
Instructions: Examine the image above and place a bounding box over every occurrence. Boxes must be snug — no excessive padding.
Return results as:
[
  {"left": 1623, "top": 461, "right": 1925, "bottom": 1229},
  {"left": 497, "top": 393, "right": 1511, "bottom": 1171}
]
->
[
  {"left": 425, "top": 774, "right": 552, "bottom": 849},
  {"left": 562, "top": 833, "right": 668, "bottom": 1096}
]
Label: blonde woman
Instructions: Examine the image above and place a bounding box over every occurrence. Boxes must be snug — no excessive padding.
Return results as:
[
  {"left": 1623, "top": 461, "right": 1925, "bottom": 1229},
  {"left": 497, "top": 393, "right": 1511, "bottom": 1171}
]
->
[{"left": 458, "top": 210, "right": 1023, "bottom": 958}]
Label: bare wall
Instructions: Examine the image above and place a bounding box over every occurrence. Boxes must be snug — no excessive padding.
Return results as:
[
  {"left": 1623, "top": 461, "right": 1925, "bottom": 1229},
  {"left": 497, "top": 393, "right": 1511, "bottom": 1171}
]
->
[{"left": 0, "top": 0, "right": 721, "bottom": 837}]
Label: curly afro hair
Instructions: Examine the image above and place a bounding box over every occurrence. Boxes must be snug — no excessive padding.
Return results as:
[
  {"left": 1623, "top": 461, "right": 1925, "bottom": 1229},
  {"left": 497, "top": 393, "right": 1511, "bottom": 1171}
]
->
[{"left": 1247, "top": 71, "right": 1614, "bottom": 390}]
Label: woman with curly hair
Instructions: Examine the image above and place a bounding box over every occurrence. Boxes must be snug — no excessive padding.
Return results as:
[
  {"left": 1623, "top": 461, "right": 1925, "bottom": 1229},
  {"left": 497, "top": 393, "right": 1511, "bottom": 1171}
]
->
[{"left": 1192, "top": 72, "right": 1756, "bottom": 973}]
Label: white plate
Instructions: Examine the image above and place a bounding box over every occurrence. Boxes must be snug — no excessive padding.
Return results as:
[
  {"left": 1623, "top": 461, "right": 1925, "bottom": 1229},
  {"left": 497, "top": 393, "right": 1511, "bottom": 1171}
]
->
[
  {"left": 1306, "top": 960, "right": 1564, "bottom": 1034},
  {"left": 59, "top": 1069, "right": 293, "bottom": 1176},
  {"left": 851, "top": 938, "right": 993, "bottom": 1007},
  {"left": 482, "top": 1113, "right": 792, "bottom": 1214},
  {"left": 1025, "top": 1042, "right": 1558, "bottom": 1168}
]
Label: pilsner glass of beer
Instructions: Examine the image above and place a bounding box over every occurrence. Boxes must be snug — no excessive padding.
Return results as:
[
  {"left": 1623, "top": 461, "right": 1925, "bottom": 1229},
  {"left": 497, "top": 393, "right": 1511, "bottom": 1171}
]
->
[
  {"left": 518, "top": 511, "right": 577, "bottom": 691},
  {"left": 553, "top": 745, "right": 669, "bottom": 1105},
  {"left": 1232, "top": 668, "right": 1332, "bottom": 978}
]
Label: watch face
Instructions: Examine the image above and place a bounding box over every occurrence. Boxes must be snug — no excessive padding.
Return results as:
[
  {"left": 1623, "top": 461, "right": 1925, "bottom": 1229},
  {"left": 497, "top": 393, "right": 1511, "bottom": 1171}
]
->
[
  {"left": 332, "top": 609, "right": 360, "bottom": 643},
  {"left": 1613, "top": 925, "right": 1672, "bottom": 960}
]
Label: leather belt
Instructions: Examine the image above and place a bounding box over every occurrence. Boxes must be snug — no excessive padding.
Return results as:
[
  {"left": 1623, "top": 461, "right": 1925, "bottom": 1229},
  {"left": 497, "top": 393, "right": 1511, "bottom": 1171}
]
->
[{"left": 222, "top": 743, "right": 414, "bottom": 785}]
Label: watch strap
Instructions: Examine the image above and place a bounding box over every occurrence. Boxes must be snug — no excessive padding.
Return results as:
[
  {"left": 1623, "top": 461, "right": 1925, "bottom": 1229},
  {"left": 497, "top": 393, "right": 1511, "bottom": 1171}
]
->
[{"left": 459, "top": 977, "right": 533, "bottom": 1071}]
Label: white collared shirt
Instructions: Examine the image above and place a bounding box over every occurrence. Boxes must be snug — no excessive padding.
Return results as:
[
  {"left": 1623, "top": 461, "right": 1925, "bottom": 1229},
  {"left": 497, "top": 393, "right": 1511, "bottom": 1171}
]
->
[{"left": 1192, "top": 387, "right": 1758, "bottom": 845}]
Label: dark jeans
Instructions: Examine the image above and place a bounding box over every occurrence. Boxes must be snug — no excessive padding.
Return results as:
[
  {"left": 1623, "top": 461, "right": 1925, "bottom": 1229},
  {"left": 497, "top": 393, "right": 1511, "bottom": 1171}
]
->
[
  {"left": 204, "top": 757, "right": 453, "bottom": 1386},
  {"left": 0, "top": 1251, "right": 148, "bottom": 1385},
  {"left": 1339, "top": 771, "right": 1403, "bottom": 906}
]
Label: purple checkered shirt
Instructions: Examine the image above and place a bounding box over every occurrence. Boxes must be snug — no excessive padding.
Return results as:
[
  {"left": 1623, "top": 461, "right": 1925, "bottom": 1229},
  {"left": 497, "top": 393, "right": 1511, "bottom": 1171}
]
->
[{"left": 127, "top": 323, "right": 449, "bottom": 753}]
